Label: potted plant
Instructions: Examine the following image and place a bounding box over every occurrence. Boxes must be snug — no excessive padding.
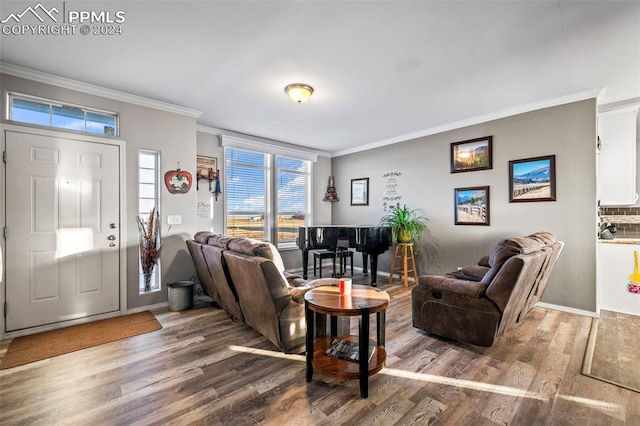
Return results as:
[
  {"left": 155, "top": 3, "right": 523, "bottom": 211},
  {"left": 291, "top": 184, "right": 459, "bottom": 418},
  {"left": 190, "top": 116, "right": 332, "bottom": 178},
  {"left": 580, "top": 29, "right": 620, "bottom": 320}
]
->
[{"left": 379, "top": 204, "right": 428, "bottom": 243}]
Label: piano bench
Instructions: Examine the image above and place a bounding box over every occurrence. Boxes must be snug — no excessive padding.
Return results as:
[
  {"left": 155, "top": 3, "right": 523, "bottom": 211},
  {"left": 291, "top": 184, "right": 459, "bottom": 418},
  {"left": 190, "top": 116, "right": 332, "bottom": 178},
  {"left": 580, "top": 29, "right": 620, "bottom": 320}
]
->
[{"left": 313, "top": 250, "right": 354, "bottom": 278}]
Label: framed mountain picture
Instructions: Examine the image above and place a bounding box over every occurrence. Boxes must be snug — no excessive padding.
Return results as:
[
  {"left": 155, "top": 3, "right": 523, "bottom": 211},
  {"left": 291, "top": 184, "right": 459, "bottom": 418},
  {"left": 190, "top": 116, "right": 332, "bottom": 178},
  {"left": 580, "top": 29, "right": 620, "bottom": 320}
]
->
[{"left": 508, "top": 155, "right": 556, "bottom": 202}]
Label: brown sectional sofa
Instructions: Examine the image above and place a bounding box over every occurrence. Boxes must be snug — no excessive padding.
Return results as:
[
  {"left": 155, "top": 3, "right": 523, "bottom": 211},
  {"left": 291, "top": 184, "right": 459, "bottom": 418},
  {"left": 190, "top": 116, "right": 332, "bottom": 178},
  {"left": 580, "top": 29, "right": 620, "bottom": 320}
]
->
[
  {"left": 187, "top": 232, "right": 334, "bottom": 354},
  {"left": 412, "top": 232, "right": 563, "bottom": 347}
]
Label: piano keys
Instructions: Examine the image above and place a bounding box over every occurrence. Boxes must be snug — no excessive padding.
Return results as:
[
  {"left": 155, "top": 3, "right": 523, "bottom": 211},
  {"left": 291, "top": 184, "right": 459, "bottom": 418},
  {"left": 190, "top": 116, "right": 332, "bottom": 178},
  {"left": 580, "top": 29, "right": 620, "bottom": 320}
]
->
[{"left": 297, "top": 225, "right": 392, "bottom": 286}]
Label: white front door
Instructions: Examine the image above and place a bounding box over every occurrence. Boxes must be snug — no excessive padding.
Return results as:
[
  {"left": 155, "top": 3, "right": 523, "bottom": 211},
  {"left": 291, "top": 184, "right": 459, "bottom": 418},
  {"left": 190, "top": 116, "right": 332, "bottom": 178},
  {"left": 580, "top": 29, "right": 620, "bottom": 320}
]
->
[{"left": 5, "top": 130, "right": 121, "bottom": 332}]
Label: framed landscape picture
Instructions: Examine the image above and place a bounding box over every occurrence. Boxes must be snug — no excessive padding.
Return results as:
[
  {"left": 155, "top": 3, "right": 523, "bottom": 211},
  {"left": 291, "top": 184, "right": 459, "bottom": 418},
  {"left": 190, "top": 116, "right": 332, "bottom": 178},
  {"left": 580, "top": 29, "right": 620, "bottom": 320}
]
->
[
  {"left": 509, "top": 155, "right": 556, "bottom": 202},
  {"left": 454, "top": 186, "right": 490, "bottom": 225},
  {"left": 451, "top": 136, "right": 493, "bottom": 173}
]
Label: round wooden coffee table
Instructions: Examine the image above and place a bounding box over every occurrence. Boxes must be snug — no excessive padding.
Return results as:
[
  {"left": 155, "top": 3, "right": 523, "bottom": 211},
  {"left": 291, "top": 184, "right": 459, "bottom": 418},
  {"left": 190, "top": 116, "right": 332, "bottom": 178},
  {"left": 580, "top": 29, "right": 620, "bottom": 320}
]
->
[{"left": 304, "top": 285, "right": 389, "bottom": 398}]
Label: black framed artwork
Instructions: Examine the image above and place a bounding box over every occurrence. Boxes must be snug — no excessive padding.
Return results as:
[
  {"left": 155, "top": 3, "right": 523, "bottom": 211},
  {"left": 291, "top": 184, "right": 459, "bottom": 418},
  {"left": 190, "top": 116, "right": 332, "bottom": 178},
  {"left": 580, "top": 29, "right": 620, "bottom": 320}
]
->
[{"left": 351, "top": 177, "right": 369, "bottom": 206}]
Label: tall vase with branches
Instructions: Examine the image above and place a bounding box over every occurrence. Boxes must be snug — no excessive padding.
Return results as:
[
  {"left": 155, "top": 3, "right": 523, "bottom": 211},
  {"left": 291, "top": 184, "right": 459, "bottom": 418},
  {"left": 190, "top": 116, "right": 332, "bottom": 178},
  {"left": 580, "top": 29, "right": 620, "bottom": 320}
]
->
[{"left": 136, "top": 207, "right": 162, "bottom": 292}]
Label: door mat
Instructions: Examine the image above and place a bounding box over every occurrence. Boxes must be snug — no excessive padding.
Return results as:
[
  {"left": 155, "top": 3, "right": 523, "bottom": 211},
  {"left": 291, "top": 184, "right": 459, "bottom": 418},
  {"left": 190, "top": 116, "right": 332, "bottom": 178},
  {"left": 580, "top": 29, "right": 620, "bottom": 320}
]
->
[
  {"left": 582, "top": 310, "right": 640, "bottom": 393},
  {"left": 0, "top": 311, "right": 162, "bottom": 370}
]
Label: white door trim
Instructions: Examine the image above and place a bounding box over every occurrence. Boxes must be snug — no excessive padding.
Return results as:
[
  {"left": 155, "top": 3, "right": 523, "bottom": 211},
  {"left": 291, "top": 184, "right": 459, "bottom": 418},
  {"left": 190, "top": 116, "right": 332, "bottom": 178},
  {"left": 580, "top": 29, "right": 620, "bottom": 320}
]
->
[{"left": 0, "top": 123, "right": 127, "bottom": 340}]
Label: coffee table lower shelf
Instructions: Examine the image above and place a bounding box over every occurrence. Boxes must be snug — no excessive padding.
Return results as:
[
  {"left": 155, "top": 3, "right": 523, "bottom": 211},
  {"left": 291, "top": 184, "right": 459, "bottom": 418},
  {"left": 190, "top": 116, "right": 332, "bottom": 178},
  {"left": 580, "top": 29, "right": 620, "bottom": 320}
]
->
[{"left": 311, "top": 335, "right": 386, "bottom": 380}]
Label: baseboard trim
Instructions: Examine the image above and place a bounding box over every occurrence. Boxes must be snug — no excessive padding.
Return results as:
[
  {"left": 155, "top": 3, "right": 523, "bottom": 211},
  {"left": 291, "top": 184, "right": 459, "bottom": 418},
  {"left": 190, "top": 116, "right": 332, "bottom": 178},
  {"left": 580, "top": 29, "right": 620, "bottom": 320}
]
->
[
  {"left": 536, "top": 302, "right": 599, "bottom": 318},
  {"left": 127, "top": 302, "right": 169, "bottom": 315}
]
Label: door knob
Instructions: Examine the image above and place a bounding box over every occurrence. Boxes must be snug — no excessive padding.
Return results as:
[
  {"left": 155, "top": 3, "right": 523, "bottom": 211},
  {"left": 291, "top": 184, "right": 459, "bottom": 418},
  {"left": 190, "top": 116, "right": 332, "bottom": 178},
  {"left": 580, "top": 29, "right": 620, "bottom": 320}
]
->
[{"left": 107, "top": 235, "right": 116, "bottom": 241}]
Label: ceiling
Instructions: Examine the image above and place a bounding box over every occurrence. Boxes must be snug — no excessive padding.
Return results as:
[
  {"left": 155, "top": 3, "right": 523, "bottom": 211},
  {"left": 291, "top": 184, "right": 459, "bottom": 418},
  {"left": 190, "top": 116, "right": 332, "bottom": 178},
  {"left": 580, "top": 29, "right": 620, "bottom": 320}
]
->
[{"left": 1, "top": 1, "right": 639, "bottom": 156}]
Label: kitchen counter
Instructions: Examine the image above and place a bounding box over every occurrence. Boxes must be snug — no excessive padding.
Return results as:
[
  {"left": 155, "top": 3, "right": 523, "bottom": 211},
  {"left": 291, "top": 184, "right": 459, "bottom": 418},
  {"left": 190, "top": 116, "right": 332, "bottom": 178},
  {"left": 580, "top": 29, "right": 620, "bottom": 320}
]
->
[
  {"left": 599, "top": 239, "right": 640, "bottom": 245},
  {"left": 600, "top": 215, "right": 640, "bottom": 224}
]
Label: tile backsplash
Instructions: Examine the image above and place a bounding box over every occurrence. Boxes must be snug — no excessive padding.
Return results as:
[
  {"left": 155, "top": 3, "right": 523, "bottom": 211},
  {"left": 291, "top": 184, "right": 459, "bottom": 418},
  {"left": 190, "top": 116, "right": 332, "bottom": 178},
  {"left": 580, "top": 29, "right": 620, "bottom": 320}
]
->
[{"left": 600, "top": 206, "right": 640, "bottom": 238}]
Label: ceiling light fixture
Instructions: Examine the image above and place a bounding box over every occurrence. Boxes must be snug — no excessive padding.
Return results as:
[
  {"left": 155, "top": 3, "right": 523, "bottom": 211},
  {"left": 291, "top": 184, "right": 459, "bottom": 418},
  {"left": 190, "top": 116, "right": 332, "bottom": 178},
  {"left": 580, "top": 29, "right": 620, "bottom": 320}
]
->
[{"left": 285, "top": 83, "right": 314, "bottom": 103}]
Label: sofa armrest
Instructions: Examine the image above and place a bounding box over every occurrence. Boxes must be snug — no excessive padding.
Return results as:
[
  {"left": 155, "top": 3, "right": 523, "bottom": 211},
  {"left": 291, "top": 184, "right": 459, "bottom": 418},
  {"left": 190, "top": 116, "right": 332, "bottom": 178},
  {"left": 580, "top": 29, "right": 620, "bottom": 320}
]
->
[
  {"left": 446, "top": 264, "right": 490, "bottom": 282},
  {"left": 289, "top": 278, "right": 338, "bottom": 303},
  {"left": 286, "top": 276, "right": 308, "bottom": 288},
  {"left": 478, "top": 255, "right": 490, "bottom": 267},
  {"left": 284, "top": 271, "right": 302, "bottom": 280},
  {"left": 417, "top": 275, "right": 488, "bottom": 298}
]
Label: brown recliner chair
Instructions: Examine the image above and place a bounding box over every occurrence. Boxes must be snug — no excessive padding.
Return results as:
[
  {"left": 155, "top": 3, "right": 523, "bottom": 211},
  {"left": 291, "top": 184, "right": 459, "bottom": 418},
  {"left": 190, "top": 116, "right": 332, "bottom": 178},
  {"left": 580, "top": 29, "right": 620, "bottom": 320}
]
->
[{"left": 412, "top": 233, "right": 562, "bottom": 347}]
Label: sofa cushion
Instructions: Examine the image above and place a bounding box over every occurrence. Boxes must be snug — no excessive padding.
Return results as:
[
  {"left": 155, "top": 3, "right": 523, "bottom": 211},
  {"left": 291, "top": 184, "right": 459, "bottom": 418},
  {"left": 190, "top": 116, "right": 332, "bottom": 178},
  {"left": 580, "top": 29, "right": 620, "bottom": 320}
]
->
[
  {"left": 505, "top": 237, "right": 543, "bottom": 255},
  {"left": 481, "top": 237, "right": 542, "bottom": 285},
  {"left": 228, "top": 238, "right": 287, "bottom": 281},
  {"left": 194, "top": 231, "right": 216, "bottom": 244},
  {"left": 529, "top": 231, "right": 557, "bottom": 245},
  {"left": 207, "top": 234, "right": 233, "bottom": 249}
]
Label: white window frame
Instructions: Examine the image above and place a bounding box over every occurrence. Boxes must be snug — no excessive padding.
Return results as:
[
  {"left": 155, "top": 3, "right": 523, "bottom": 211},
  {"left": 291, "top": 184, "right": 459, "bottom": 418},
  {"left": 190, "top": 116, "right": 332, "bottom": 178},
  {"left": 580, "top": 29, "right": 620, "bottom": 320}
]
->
[
  {"left": 7, "top": 92, "right": 119, "bottom": 136},
  {"left": 138, "top": 149, "right": 161, "bottom": 293},
  {"left": 222, "top": 134, "right": 317, "bottom": 249},
  {"left": 274, "top": 155, "right": 312, "bottom": 249},
  {"left": 224, "top": 147, "right": 272, "bottom": 242}
]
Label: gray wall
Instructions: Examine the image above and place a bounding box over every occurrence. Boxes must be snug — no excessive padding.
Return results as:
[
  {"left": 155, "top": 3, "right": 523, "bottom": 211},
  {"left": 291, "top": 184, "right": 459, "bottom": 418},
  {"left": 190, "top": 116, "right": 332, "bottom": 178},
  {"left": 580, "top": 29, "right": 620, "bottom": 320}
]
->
[
  {"left": 0, "top": 73, "right": 597, "bottom": 313},
  {"left": 0, "top": 73, "right": 197, "bottom": 310},
  {"left": 331, "top": 99, "right": 597, "bottom": 312}
]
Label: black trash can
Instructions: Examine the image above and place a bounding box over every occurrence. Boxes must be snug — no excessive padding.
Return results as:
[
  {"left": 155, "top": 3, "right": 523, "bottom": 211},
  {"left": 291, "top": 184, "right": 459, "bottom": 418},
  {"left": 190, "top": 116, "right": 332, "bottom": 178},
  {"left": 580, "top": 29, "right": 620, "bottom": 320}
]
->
[{"left": 166, "top": 277, "right": 195, "bottom": 311}]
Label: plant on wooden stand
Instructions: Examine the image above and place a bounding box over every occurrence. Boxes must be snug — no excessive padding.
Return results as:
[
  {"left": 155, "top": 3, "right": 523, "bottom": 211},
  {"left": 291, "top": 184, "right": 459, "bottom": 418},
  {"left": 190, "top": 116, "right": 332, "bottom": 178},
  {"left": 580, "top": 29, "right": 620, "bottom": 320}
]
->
[
  {"left": 136, "top": 207, "right": 163, "bottom": 292},
  {"left": 378, "top": 203, "right": 428, "bottom": 243}
]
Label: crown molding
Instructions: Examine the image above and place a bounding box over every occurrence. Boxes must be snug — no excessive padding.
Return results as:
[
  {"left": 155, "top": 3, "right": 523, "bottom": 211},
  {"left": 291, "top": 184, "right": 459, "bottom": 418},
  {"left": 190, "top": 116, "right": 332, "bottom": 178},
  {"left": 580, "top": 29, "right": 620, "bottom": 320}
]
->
[
  {"left": 331, "top": 88, "right": 604, "bottom": 158},
  {"left": 197, "top": 124, "right": 331, "bottom": 161},
  {"left": 196, "top": 124, "right": 225, "bottom": 136},
  {"left": 598, "top": 87, "right": 640, "bottom": 108},
  {"left": 0, "top": 62, "right": 202, "bottom": 118}
]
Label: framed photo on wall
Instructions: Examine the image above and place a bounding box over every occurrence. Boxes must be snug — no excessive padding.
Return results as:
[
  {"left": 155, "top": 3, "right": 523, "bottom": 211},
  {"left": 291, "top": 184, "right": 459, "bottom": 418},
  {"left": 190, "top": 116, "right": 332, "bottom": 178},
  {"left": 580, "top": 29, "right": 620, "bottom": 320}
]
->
[
  {"left": 508, "top": 155, "right": 556, "bottom": 202},
  {"left": 351, "top": 177, "right": 369, "bottom": 206},
  {"left": 454, "top": 186, "right": 490, "bottom": 225},
  {"left": 196, "top": 155, "right": 218, "bottom": 179},
  {"left": 450, "top": 136, "right": 493, "bottom": 173}
]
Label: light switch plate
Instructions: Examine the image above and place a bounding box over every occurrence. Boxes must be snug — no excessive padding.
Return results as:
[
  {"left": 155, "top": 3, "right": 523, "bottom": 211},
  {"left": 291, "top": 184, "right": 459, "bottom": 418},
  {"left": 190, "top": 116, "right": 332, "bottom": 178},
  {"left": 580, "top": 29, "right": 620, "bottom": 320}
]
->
[{"left": 167, "top": 215, "right": 182, "bottom": 225}]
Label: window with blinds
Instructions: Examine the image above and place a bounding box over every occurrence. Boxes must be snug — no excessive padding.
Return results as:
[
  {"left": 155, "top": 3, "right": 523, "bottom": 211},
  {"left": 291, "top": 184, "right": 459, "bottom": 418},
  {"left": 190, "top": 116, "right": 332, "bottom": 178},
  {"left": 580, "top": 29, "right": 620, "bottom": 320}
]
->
[
  {"left": 225, "top": 147, "right": 310, "bottom": 247},
  {"left": 276, "top": 156, "right": 310, "bottom": 245},
  {"left": 226, "top": 147, "right": 269, "bottom": 240},
  {"left": 8, "top": 93, "right": 118, "bottom": 136}
]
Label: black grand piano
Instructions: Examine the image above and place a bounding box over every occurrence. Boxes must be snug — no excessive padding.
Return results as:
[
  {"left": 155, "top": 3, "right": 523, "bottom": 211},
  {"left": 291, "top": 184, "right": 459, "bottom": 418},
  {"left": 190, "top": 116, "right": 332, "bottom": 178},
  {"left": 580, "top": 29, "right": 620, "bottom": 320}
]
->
[{"left": 297, "top": 225, "right": 392, "bottom": 286}]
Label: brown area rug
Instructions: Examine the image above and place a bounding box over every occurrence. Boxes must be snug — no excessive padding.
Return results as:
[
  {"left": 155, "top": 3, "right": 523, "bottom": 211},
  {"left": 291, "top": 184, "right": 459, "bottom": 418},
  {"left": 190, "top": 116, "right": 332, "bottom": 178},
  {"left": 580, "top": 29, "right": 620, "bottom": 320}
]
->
[
  {"left": 0, "top": 311, "right": 161, "bottom": 370},
  {"left": 582, "top": 310, "right": 640, "bottom": 393}
]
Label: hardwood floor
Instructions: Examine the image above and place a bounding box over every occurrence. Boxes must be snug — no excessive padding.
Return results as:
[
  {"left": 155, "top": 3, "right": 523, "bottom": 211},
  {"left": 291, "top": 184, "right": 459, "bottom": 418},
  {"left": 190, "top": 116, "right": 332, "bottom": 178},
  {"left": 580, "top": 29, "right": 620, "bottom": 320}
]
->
[{"left": 1, "top": 273, "right": 639, "bottom": 425}]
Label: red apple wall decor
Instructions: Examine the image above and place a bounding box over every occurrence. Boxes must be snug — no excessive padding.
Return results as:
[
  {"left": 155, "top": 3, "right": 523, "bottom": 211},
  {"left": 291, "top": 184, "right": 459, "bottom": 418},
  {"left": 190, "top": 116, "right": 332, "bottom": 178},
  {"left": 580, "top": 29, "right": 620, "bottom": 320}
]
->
[{"left": 164, "top": 165, "right": 192, "bottom": 194}]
